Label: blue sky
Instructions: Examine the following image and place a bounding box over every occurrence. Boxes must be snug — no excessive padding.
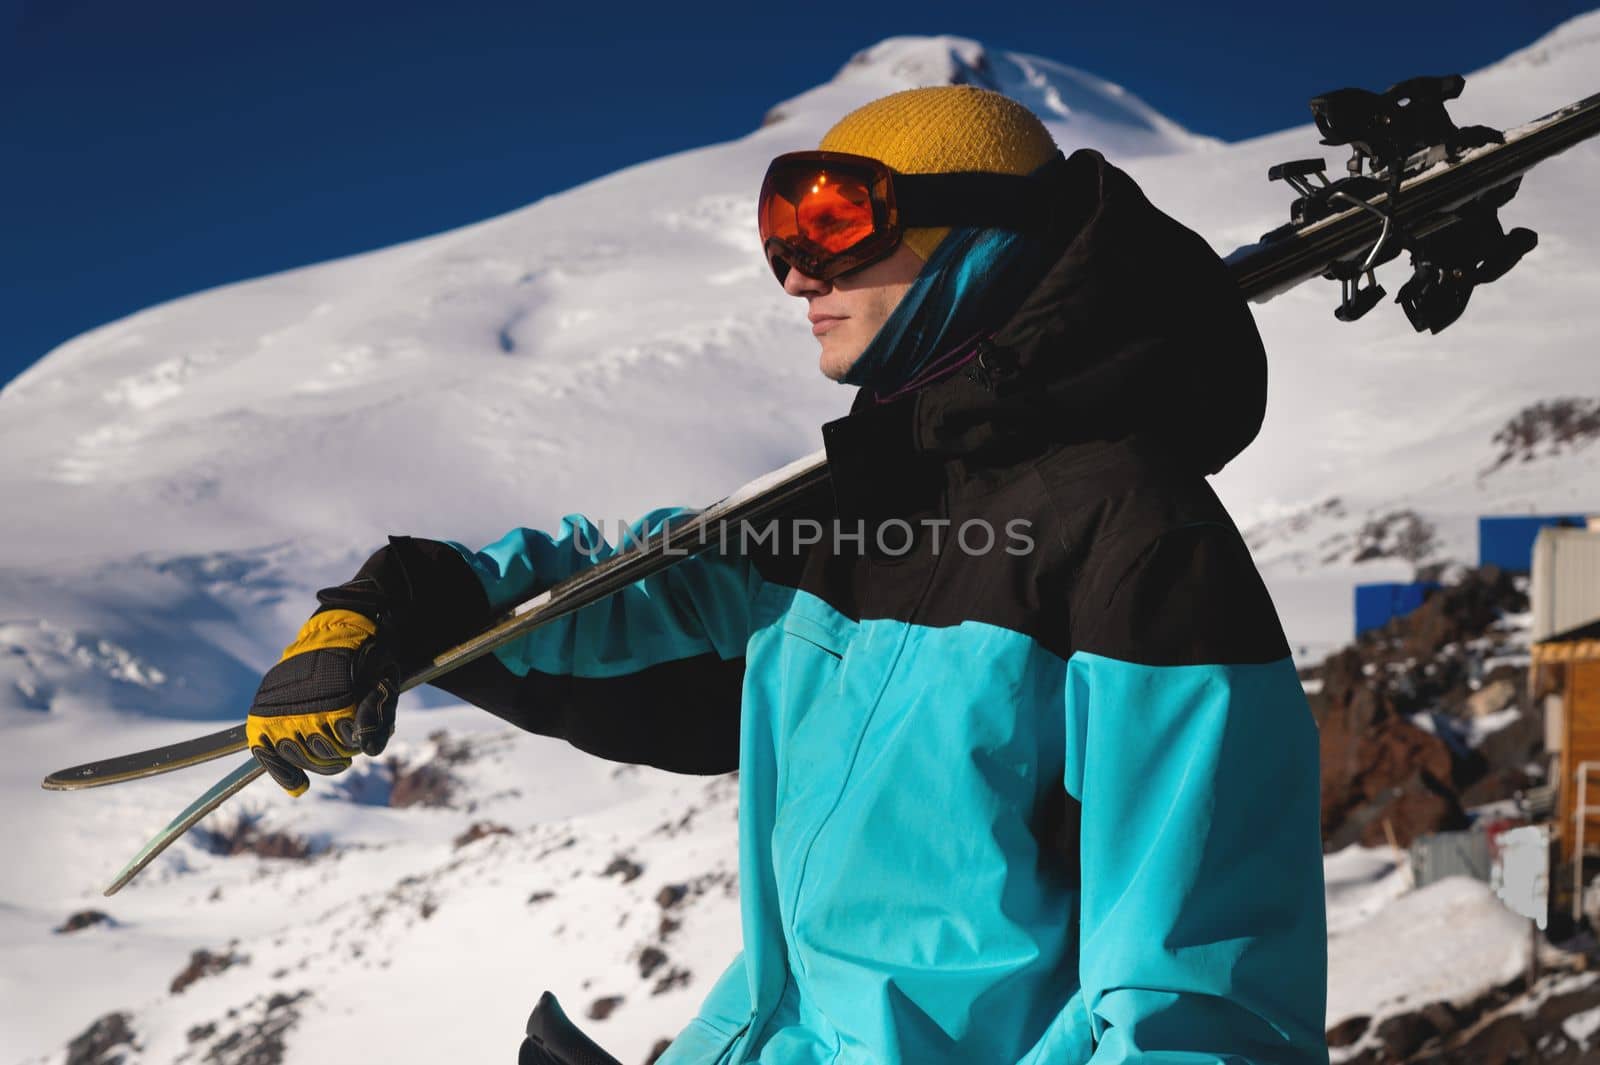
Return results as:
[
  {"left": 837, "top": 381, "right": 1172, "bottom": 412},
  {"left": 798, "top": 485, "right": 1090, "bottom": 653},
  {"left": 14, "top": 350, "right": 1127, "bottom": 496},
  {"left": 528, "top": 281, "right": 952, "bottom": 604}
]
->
[{"left": 2, "top": 0, "right": 1592, "bottom": 387}]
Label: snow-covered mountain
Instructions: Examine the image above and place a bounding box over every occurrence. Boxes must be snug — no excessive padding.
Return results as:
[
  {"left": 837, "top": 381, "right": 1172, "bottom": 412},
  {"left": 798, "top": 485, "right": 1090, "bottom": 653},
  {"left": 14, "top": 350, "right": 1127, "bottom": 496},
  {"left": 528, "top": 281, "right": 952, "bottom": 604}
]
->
[{"left": 4, "top": 19, "right": 1600, "bottom": 1065}]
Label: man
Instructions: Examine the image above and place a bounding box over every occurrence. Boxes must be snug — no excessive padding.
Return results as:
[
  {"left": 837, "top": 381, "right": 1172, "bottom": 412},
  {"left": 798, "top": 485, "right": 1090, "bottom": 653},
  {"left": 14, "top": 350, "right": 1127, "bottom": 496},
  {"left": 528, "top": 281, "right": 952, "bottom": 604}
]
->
[{"left": 246, "top": 86, "right": 1330, "bottom": 1063}]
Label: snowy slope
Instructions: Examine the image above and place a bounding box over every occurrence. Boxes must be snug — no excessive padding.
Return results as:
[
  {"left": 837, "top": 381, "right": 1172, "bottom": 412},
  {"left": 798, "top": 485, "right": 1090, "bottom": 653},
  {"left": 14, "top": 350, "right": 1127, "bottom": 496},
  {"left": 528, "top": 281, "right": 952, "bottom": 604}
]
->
[{"left": 4, "top": 19, "right": 1600, "bottom": 1064}]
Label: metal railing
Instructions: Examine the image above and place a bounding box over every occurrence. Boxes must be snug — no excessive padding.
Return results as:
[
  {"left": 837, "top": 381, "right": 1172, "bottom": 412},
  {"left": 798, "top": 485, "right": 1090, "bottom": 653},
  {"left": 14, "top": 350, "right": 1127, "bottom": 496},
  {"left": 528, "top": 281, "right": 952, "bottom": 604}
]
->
[{"left": 1574, "top": 761, "right": 1600, "bottom": 922}]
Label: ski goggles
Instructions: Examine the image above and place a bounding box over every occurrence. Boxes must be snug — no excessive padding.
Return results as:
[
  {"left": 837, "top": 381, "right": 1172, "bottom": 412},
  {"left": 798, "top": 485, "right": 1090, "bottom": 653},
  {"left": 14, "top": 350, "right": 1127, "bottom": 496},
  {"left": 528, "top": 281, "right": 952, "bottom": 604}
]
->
[{"left": 757, "top": 149, "right": 1066, "bottom": 285}]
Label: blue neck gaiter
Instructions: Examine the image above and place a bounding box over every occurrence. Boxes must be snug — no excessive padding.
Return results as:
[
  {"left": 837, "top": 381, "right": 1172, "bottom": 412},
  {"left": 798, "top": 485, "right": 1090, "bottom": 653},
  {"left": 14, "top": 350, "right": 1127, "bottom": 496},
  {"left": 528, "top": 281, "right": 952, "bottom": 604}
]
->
[{"left": 840, "top": 224, "right": 1052, "bottom": 399}]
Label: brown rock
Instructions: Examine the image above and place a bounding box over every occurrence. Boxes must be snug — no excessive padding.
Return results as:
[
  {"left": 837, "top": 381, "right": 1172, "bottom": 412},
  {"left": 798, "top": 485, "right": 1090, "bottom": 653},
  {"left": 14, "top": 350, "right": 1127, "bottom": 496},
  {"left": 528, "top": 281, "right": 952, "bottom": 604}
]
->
[
  {"left": 1417, "top": 1000, "right": 1460, "bottom": 1039},
  {"left": 54, "top": 909, "right": 114, "bottom": 934},
  {"left": 1326, "top": 1014, "right": 1370, "bottom": 1048},
  {"left": 1532, "top": 975, "right": 1600, "bottom": 1027},
  {"left": 1459, "top": 766, "right": 1533, "bottom": 809},
  {"left": 64, "top": 1011, "right": 135, "bottom": 1065},
  {"left": 197, "top": 818, "right": 310, "bottom": 860},
  {"left": 638, "top": 946, "right": 668, "bottom": 979},
  {"left": 171, "top": 948, "right": 244, "bottom": 994},
  {"left": 651, "top": 968, "right": 692, "bottom": 996},
  {"left": 453, "top": 822, "right": 511, "bottom": 848},
  {"left": 1375, "top": 1010, "right": 1438, "bottom": 1058},
  {"left": 603, "top": 856, "right": 645, "bottom": 883},
  {"left": 388, "top": 760, "right": 457, "bottom": 808},
  {"left": 1454, "top": 1013, "right": 1533, "bottom": 1064},
  {"left": 588, "top": 995, "right": 624, "bottom": 1021}
]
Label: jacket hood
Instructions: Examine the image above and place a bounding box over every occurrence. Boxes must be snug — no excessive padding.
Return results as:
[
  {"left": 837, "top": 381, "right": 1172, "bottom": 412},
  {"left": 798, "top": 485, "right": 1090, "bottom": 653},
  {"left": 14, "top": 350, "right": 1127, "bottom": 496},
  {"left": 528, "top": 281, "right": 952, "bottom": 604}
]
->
[{"left": 888, "top": 147, "right": 1269, "bottom": 480}]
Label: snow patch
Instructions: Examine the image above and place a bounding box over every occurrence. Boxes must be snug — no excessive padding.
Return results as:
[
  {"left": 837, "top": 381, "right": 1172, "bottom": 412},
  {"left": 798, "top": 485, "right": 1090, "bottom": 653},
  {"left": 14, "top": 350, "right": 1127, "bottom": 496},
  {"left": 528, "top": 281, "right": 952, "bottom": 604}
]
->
[{"left": 1326, "top": 876, "right": 1530, "bottom": 1025}]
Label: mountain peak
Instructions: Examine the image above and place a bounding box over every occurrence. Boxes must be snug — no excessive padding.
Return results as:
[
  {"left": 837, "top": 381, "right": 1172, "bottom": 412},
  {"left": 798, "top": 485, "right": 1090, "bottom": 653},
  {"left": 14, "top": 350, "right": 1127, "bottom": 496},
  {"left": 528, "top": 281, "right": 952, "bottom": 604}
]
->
[
  {"left": 759, "top": 34, "right": 1219, "bottom": 157},
  {"left": 834, "top": 35, "right": 995, "bottom": 89}
]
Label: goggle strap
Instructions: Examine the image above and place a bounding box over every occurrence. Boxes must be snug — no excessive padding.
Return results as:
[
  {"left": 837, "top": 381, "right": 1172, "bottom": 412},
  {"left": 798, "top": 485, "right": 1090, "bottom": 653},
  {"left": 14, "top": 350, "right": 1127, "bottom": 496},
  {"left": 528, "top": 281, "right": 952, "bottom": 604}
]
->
[{"left": 894, "top": 152, "right": 1068, "bottom": 233}]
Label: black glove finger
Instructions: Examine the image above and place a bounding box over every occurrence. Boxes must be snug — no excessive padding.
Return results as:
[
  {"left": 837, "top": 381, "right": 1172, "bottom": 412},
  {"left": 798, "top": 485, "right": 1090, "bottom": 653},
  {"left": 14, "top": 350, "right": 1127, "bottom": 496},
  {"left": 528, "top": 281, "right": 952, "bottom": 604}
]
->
[
  {"left": 332, "top": 716, "right": 360, "bottom": 750},
  {"left": 251, "top": 744, "right": 309, "bottom": 795},
  {"left": 354, "top": 678, "right": 398, "bottom": 757},
  {"left": 275, "top": 736, "right": 350, "bottom": 777},
  {"left": 304, "top": 730, "right": 355, "bottom": 764}
]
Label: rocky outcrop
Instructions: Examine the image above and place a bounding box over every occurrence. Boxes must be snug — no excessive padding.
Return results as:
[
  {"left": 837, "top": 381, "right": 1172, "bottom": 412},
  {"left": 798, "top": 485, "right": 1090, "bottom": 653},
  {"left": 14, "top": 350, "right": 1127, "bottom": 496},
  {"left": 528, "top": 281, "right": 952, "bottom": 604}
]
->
[
  {"left": 387, "top": 729, "right": 480, "bottom": 808},
  {"left": 453, "top": 821, "right": 512, "bottom": 848},
  {"left": 64, "top": 1011, "right": 136, "bottom": 1065},
  {"left": 54, "top": 909, "right": 115, "bottom": 934},
  {"left": 194, "top": 816, "right": 312, "bottom": 860},
  {"left": 1331, "top": 965, "right": 1600, "bottom": 1063},
  {"left": 1314, "top": 645, "right": 1468, "bottom": 850},
  {"left": 1485, "top": 397, "right": 1600, "bottom": 474},
  {"left": 195, "top": 989, "right": 309, "bottom": 1065},
  {"left": 1305, "top": 565, "right": 1534, "bottom": 850},
  {"left": 171, "top": 946, "right": 246, "bottom": 993}
]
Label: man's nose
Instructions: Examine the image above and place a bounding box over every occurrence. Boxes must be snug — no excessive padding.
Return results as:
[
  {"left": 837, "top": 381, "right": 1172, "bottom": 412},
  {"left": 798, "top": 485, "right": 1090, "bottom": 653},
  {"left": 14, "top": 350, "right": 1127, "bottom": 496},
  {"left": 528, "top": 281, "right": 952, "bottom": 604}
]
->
[{"left": 782, "top": 263, "right": 829, "bottom": 298}]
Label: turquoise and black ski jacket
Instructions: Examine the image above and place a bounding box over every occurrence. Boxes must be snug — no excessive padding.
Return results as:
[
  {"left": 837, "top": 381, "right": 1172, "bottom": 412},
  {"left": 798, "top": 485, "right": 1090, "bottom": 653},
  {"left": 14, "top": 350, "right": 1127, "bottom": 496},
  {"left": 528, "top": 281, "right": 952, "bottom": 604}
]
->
[{"left": 345, "top": 149, "right": 1330, "bottom": 1064}]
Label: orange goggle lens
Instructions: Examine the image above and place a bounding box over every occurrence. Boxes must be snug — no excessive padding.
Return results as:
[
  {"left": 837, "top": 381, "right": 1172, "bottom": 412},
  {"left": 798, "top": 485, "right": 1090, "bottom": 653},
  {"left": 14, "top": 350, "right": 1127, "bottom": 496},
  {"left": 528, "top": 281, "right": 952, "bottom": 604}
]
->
[{"left": 758, "top": 152, "right": 899, "bottom": 284}]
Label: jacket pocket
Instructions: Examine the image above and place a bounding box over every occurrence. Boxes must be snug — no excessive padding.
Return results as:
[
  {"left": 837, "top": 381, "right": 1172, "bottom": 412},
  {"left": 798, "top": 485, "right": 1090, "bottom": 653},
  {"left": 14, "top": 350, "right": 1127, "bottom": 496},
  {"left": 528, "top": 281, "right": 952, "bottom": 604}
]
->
[
  {"left": 752, "top": 582, "right": 860, "bottom": 660},
  {"left": 776, "top": 592, "right": 858, "bottom": 660},
  {"left": 781, "top": 611, "right": 852, "bottom": 659},
  {"left": 760, "top": 588, "right": 860, "bottom": 809},
  {"left": 650, "top": 1016, "right": 751, "bottom": 1065}
]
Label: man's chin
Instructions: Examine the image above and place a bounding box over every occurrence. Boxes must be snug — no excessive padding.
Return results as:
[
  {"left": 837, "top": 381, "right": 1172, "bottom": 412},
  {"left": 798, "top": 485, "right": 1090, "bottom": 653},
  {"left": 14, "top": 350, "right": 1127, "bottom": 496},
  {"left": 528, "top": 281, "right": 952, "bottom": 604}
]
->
[{"left": 818, "top": 342, "right": 860, "bottom": 383}]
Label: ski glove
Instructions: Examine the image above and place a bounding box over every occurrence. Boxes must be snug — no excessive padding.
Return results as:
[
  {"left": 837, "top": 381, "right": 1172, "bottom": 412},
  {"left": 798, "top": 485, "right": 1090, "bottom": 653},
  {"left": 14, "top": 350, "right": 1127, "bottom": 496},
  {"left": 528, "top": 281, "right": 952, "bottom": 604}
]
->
[{"left": 247, "top": 608, "right": 400, "bottom": 796}]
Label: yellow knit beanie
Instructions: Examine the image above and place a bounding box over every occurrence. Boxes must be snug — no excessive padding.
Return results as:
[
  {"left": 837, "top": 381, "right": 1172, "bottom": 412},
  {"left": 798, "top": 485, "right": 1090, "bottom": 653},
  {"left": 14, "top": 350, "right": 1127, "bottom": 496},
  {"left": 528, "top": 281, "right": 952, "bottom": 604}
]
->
[{"left": 818, "top": 85, "right": 1060, "bottom": 262}]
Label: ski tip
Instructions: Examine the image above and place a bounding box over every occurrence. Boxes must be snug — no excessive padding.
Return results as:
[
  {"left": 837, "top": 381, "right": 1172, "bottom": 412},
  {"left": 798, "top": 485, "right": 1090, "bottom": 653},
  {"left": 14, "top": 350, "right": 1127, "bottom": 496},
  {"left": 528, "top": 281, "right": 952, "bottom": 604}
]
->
[
  {"left": 39, "top": 726, "right": 250, "bottom": 792},
  {"left": 102, "top": 850, "right": 152, "bottom": 896},
  {"left": 99, "top": 758, "right": 266, "bottom": 897},
  {"left": 103, "top": 853, "right": 145, "bottom": 896}
]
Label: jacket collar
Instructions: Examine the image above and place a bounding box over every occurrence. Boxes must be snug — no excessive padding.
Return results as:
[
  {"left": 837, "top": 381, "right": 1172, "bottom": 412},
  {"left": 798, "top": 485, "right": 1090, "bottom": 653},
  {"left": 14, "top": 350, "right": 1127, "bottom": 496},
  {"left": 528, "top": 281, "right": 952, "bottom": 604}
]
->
[{"left": 822, "top": 147, "right": 1270, "bottom": 521}]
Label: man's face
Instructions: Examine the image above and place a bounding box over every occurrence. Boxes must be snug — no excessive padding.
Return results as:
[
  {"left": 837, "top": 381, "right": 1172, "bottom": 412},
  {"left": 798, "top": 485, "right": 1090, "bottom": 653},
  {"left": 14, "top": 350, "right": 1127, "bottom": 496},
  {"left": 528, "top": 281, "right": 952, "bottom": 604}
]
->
[{"left": 782, "top": 242, "right": 925, "bottom": 381}]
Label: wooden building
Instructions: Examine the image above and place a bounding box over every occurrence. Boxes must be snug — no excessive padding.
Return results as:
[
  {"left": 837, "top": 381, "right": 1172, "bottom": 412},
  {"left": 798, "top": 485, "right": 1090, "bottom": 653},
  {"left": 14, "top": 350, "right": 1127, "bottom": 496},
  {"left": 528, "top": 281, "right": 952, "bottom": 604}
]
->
[{"left": 1532, "top": 617, "right": 1600, "bottom": 863}]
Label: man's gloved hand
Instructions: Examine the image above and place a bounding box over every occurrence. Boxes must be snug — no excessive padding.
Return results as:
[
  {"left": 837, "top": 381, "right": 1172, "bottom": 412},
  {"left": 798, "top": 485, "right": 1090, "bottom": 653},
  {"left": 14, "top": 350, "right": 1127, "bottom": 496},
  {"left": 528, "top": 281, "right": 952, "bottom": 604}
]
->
[
  {"left": 247, "top": 608, "right": 401, "bottom": 796},
  {"left": 244, "top": 535, "right": 495, "bottom": 796}
]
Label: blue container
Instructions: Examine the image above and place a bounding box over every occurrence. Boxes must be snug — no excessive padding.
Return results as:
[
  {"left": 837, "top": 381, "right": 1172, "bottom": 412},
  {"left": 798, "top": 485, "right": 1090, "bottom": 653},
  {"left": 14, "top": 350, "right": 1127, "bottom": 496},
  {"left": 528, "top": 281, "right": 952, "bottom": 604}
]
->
[
  {"left": 1355, "top": 581, "right": 1441, "bottom": 637},
  {"left": 1478, "top": 514, "right": 1590, "bottom": 572}
]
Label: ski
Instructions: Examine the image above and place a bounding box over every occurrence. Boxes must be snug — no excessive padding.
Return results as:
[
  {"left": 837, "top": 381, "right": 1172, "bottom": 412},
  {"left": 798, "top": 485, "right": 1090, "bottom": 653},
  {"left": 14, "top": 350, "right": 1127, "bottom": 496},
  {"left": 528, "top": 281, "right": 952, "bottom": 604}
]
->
[
  {"left": 42, "top": 724, "right": 247, "bottom": 790},
  {"left": 103, "top": 757, "right": 263, "bottom": 895},
  {"left": 70, "top": 73, "right": 1600, "bottom": 895},
  {"left": 1227, "top": 76, "right": 1600, "bottom": 329},
  {"left": 98, "top": 447, "right": 831, "bottom": 894}
]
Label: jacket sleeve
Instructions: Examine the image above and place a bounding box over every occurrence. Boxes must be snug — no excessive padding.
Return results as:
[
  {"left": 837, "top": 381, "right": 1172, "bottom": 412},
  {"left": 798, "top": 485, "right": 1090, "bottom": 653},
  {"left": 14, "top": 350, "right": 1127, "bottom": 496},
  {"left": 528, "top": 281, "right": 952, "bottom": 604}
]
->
[
  {"left": 1066, "top": 521, "right": 1329, "bottom": 1064},
  {"left": 433, "top": 507, "right": 760, "bottom": 774}
]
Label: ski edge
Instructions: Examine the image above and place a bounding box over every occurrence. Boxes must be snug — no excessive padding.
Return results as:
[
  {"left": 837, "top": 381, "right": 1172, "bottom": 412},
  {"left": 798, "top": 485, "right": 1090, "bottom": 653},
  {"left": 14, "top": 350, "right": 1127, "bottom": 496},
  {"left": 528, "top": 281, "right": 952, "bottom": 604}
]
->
[{"left": 41, "top": 725, "right": 249, "bottom": 791}]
